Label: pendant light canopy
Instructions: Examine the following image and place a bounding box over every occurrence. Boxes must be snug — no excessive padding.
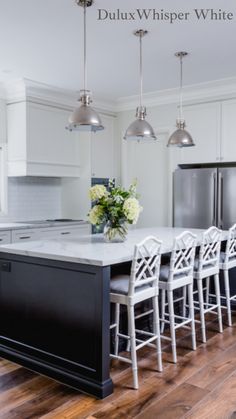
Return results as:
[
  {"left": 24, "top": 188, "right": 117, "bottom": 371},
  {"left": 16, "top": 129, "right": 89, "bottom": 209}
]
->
[
  {"left": 167, "top": 52, "right": 195, "bottom": 147},
  {"left": 66, "top": 0, "right": 104, "bottom": 132},
  {"left": 124, "top": 30, "right": 157, "bottom": 141}
]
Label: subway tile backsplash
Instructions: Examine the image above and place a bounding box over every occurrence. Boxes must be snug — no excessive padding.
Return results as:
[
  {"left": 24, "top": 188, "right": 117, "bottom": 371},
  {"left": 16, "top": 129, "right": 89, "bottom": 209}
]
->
[{"left": 7, "top": 177, "right": 62, "bottom": 221}]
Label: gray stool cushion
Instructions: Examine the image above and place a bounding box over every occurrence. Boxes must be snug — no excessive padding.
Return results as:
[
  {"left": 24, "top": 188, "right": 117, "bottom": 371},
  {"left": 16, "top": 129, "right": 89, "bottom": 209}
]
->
[
  {"left": 159, "top": 265, "right": 191, "bottom": 282},
  {"left": 110, "top": 275, "right": 151, "bottom": 296}
]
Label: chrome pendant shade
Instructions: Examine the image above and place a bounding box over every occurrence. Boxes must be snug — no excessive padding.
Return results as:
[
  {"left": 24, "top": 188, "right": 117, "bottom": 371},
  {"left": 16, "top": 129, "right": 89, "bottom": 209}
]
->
[
  {"left": 167, "top": 52, "right": 195, "bottom": 147},
  {"left": 124, "top": 30, "right": 156, "bottom": 141},
  {"left": 67, "top": 0, "right": 104, "bottom": 132}
]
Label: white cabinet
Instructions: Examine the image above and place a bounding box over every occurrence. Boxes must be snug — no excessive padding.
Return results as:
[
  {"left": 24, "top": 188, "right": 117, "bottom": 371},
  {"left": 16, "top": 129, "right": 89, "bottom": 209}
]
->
[
  {"left": 0, "top": 231, "right": 11, "bottom": 244},
  {"left": 91, "top": 115, "right": 115, "bottom": 179},
  {"left": 180, "top": 103, "right": 221, "bottom": 164},
  {"left": 7, "top": 101, "right": 80, "bottom": 177},
  {"left": 38, "top": 224, "right": 90, "bottom": 239},
  {"left": 0, "top": 100, "right": 7, "bottom": 144},
  {"left": 12, "top": 228, "right": 39, "bottom": 243},
  {"left": 221, "top": 100, "right": 236, "bottom": 162}
]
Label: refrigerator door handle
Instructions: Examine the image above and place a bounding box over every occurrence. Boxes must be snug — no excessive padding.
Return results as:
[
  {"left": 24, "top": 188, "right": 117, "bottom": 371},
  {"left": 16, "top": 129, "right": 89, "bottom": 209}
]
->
[
  {"left": 213, "top": 173, "right": 217, "bottom": 226},
  {"left": 218, "top": 172, "right": 223, "bottom": 229}
]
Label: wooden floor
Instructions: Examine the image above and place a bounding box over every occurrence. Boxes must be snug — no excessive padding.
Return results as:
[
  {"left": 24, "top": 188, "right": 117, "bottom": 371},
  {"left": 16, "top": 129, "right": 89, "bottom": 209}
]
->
[{"left": 0, "top": 313, "right": 236, "bottom": 419}]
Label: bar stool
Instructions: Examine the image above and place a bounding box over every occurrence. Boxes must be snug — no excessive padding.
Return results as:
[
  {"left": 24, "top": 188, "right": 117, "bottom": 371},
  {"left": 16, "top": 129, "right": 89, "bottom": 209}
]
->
[
  {"left": 209, "top": 223, "right": 236, "bottom": 326},
  {"left": 193, "top": 226, "right": 223, "bottom": 343},
  {"left": 110, "top": 236, "right": 163, "bottom": 390},
  {"left": 159, "top": 231, "right": 197, "bottom": 364}
]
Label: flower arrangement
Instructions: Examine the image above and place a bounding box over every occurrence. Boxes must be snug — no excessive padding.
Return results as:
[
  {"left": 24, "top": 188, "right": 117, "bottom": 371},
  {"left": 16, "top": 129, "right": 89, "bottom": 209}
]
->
[{"left": 88, "top": 180, "right": 142, "bottom": 242}]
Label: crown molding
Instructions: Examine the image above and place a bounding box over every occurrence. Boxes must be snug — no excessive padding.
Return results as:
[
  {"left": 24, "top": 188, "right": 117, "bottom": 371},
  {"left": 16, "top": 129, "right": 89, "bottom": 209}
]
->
[
  {"left": 4, "top": 78, "right": 117, "bottom": 117},
  {"left": 116, "top": 77, "right": 236, "bottom": 112}
]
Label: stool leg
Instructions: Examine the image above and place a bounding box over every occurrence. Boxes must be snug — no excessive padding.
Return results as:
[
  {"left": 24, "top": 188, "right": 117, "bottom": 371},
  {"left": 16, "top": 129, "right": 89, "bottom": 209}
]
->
[
  {"left": 153, "top": 296, "right": 163, "bottom": 372},
  {"left": 188, "top": 283, "right": 196, "bottom": 351},
  {"left": 161, "top": 289, "right": 166, "bottom": 334},
  {"left": 128, "top": 303, "right": 138, "bottom": 389},
  {"left": 214, "top": 274, "right": 223, "bottom": 333},
  {"left": 167, "top": 290, "right": 177, "bottom": 363},
  {"left": 205, "top": 277, "right": 210, "bottom": 308},
  {"left": 183, "top": 285, "right": 187, "bottom": 318},
  {"left": 223, "top": 269, "right": 232, "bottom": 327},
  {"left": 197, "top": 279, "right": 206, "bottom": 343},
  {"left": 114, "top": 303, "right": 120, "bottom": 356}
]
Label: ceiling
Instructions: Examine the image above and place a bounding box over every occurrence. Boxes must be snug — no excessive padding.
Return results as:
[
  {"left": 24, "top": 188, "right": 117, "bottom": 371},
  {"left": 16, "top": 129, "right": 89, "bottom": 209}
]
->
[{"left": 0, "top": 0, "right": 236, "bottom": 102}]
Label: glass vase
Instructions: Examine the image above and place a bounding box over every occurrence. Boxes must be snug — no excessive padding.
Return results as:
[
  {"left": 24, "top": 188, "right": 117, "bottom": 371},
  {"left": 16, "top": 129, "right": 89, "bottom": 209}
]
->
[{"left": 103, "top": 221, "right": 128, "bottom": 243}]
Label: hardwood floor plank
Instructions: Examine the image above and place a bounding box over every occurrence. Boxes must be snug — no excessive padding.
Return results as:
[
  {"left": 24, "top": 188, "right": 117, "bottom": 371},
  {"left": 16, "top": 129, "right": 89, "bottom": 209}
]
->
[
  {"left": 0, "top": 367, "right": 36, "bottom": 393},
  {"left": 185, "top": 371, "right": 236, "bottom": 419},
  {"left": 135, "top": 383, "right": 208, "bottom": 419},
  {"left": 187, "top": 342, "right": 236, "bottom": 390},
  {"left": 0, "top": 385, "right": 79, "bottom": 419},
  {"left": 0, "top": 376, "right": 57, "bottom": 416},
  {"left": 0, "top": 359, "right": 20, "bottom": 376}
]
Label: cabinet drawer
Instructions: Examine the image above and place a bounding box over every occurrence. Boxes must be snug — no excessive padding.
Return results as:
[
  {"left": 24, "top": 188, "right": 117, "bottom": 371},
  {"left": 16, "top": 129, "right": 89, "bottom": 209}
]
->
[
  {"left": 12, "top": 229, "right": 39, "bottom": 243},
  {"left": 0, "top": 231, "right": 11, "bottom": 244},
  {"left": 39, "top": 225, "right": 90, "bottom": 239}
]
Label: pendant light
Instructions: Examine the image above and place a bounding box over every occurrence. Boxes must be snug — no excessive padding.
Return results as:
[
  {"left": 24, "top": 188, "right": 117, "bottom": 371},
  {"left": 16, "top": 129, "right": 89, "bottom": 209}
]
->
[
  {"left": 66, "top": 0, "right": 104, "bottom": 132},
  {"left": 167, "top": 52, "right": 195, "bottom": 147},
  {"left": 124, "top": 30, "right": 157, "bottom": 141}
]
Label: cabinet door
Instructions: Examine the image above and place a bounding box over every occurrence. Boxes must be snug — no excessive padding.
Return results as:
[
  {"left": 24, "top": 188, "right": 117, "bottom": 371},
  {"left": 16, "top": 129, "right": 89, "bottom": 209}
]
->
[
  {"left": 221, "top": 100, "right": 236, "bottom": 162},
  {"left": 0, "top": 231, "right": 11, "bottom": 244},
  {"left": 91, "top": 115, "right": 114, "bottom": 178},
  {"left": 27, "top": 103, "right": 80, "bottom": 177},
  {"left": 180, "top": 103, "right": 221, "bottom": 164}
]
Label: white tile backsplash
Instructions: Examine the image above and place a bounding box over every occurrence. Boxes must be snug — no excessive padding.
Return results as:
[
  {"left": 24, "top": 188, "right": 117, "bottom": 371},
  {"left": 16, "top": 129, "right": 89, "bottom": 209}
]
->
[{"left": 7, "top": 177, "right": 62, "bottom": 221}]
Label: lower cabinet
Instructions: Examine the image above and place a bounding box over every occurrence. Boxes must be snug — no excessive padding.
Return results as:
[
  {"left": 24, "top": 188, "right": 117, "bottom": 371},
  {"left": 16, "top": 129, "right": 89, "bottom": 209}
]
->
[{"left": 11, "top": 224, "right": 90, "bottom": 244}]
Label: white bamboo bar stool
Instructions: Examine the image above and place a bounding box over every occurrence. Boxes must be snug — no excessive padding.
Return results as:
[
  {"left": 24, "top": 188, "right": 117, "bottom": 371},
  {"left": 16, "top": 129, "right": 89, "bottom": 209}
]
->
[
  {"left": 159, "top": 231, "right": 197, "bottom": 364},
  {"left": 110, "top": 236, "right": 163, "bottom": 390},
  {"left": 193, "top": 226, "right": 223, "bottom": 343},
  {"left": 209, "top": 224, "right": 236, "bottom": 326}
]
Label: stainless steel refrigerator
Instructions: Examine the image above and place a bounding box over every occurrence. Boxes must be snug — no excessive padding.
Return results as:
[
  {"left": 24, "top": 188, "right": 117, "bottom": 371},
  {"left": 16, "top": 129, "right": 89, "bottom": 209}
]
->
[{"left": 173, "top": 167, "right": 236, "bottom": 230}]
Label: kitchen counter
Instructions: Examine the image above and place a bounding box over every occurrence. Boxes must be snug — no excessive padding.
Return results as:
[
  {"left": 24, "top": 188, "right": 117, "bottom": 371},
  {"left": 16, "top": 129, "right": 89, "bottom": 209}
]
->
[
  {"left": 0, "top": 226, "right": 229, "bottom": 266},
  {"left": 0, "top": 226, "right": 228, "bottom": 399},
  {"left": 0, "top": 220, "right": 88, "bottom": 231}
]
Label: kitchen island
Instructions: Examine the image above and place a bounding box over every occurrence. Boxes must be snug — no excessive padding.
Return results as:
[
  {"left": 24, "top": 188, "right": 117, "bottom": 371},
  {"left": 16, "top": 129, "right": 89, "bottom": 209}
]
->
[{"left": 0, "top": 227, "right": 228, "bottom": 398}]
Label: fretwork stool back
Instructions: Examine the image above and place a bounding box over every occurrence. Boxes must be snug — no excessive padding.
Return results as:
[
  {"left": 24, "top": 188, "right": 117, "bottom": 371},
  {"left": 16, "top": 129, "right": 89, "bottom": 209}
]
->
[
  {"left": 110, "top": 236, "right": 163, "bottom": 389},
  {"left": 209, "top": 223, "right": 236, "bottom": 326},
  {"left": 159, "top": 231, "right": 197, "bottom": 364},
  {"left": 193, "top": 226, "right": 223, "bottom": 343}
]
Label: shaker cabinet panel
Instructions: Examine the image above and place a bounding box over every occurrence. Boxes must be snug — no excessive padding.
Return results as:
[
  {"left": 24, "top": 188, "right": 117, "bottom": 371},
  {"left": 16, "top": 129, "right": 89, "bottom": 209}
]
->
[
  {"left": 180, "top": 103, "right": 221, "bottom": 164},
  {"left": 221, "top": 100, "right": 236, "bottom": 162}
]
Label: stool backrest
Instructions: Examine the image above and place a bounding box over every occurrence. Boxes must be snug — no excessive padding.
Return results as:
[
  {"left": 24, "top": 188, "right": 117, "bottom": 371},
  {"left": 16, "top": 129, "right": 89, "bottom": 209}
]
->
[
  {"left": 129, "top": 236, "right": 162, "bottom": 297},
  {"left": 224, "top": 223, "right": 236, "bottom": 264},
  {"left": 198, "top": 226, "right": 222, "bottom": 271},
  {"left": 169, "top": 231, "right": 196, "bottom": 281}
]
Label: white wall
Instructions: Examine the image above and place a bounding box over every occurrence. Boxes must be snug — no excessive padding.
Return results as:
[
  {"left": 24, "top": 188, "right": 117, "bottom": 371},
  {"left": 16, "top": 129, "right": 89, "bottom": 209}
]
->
[
  {"left": 7, "top": 177, "right": 62, "bottom": 221},
  {"left": 117, "top": 103, "right": 182, "bottom": 227}
]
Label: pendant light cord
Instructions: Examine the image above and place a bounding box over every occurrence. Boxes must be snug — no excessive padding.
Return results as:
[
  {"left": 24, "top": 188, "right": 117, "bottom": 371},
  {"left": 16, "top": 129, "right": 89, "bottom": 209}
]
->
[
  {"left": 83, "top": 2, "right": 87, "bottom": 92},
  {"left": 139, "top": 32, "right": 143, "bottom": 108},
  {"left": 179, "top": 54, "right": 183, "bottom": 120}
]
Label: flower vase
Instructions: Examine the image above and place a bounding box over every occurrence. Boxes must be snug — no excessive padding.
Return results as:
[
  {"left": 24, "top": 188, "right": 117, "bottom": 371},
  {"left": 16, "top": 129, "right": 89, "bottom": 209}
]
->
[{"left": 103, "top": 221, "right": 128, "bottom": 243}]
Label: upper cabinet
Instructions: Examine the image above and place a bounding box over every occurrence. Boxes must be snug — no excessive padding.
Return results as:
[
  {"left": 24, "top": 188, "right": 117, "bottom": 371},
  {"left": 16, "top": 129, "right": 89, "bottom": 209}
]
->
[
  {"left": 91, "top": 114, "right": 116, "bottom": 179},
  {"left": 180, "top": 102, "right": 221, "bottom": 164},
  {"left": 7, "top": 101, "right": 80, "bottom": 177},
  {"left": 221, "top": 100, "right": 236, "bottom": 162}
]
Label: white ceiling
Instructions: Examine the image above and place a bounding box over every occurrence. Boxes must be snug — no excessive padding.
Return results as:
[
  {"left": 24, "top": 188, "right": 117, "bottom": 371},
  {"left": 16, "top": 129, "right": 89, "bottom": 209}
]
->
[{"left": 0, "top": 0, "right": 236, "bottom": 102}]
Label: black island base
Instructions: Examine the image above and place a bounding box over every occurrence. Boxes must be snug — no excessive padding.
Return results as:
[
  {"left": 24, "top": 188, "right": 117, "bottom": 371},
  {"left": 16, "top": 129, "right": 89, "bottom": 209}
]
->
[{"left": 0, "top": 253, "right": 113, "bottom": 399}]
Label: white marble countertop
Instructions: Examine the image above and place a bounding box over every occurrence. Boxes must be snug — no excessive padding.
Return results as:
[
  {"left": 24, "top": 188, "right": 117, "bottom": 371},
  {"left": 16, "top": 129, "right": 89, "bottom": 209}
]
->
[
  {"left": 0, "top": 227, "right": 228, "bottom": 267},
  {"left": 0, "top": 220, "right": 88, "bottom": 231}
]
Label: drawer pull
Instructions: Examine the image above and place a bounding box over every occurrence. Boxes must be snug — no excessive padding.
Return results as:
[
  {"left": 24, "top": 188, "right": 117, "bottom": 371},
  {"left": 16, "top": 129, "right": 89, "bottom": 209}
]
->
[
  {"left": 61, "top": 232, "right": 71, "bottom": 235},
  {"left": 19, "top": 236, "right": 31, "bottom": 240}
]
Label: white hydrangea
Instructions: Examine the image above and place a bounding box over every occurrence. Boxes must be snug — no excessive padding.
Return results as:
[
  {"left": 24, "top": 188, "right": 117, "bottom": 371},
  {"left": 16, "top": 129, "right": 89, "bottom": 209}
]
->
[
  {"left": 88, "top": 205, "right": 104, "bottom": 225},
  {"left": 123, "top": 198, "right": 142, "bottom": 224},
  {"left": 89, "top": 185, "right": 108, "bottom": 201}
]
